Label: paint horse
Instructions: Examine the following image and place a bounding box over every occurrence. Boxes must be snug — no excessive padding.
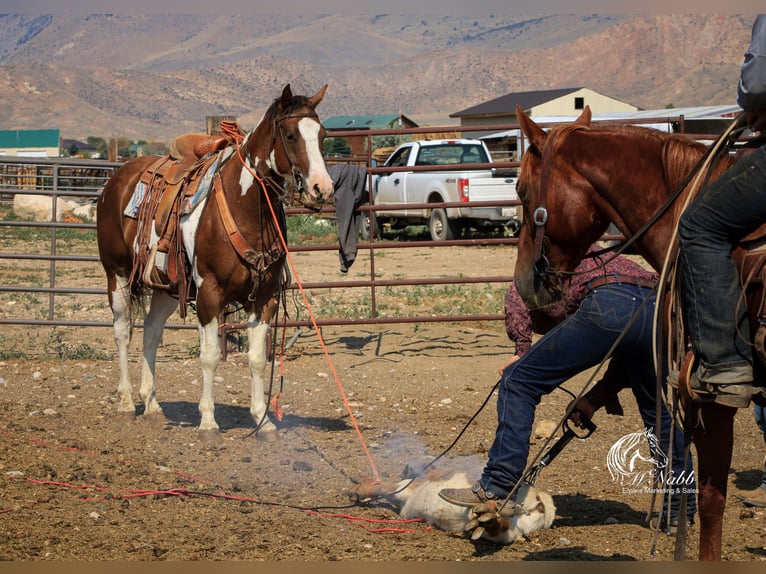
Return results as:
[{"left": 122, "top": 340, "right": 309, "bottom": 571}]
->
[
  {"left": 97, "top": 84, "right": 333, "bottom": 440},
  {"left": 513, "top": 105, "right": 766, "bottom": 560}
]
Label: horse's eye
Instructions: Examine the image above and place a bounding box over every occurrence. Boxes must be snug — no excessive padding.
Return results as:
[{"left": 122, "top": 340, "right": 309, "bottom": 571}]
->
[{"left": 285, "top": 132, "right": 298, "bottom": 143}]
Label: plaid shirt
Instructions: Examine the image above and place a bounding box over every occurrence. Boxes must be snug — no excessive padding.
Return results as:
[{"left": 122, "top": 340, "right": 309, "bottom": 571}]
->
[{"left": 505, "top": 250, "right": 658, "bottom": 356}]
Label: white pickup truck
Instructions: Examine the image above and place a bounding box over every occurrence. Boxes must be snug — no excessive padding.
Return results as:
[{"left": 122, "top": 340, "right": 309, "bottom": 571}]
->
[{"left": 365, "top": 139, "right": 520, "bottom": 241}]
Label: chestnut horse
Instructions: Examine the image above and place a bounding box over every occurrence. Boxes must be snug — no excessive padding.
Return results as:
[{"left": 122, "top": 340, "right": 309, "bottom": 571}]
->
[
  {"left": 513, "top": 105, "right": 765, "bottom": 560},
  {"left": 97, "top": 84, "right": 333, "bottom": 441}
]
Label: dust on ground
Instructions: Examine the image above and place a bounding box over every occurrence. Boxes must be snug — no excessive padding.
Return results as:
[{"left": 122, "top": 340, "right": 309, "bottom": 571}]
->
[{"left": 1, "top": 245, "right": 766, "bottom": 561}]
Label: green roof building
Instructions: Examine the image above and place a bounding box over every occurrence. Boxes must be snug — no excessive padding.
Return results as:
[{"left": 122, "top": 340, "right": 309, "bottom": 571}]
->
[
  {"left": 0, "top": 129, "right": 60, "bottom": 157},
  {"left": 323, "top": 115, "right": 418, "bottom": 158},
  {"left": 323, "top": 114, "right": 418, "bottom": 131}
]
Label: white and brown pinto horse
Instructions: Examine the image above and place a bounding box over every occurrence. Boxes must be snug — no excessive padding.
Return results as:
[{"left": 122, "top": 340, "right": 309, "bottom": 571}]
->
[{"left": 96, "top": 84, "right": 333, "bottom": 440}]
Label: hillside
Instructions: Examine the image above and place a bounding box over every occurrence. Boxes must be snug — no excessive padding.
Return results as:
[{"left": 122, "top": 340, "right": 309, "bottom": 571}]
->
[{"left": 0, "top": 13, "right": 755, "bottom": 141}]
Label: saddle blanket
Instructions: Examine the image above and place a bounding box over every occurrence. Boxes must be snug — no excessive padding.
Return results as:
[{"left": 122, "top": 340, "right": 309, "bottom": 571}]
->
[{"left": 123, "top": 148, "right": 232, "bottom": 219}]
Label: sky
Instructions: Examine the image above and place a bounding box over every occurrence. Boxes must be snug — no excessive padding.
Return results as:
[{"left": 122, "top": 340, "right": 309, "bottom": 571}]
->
[{"left": 0, "top": 0, "right": 759, "bottom": 14}]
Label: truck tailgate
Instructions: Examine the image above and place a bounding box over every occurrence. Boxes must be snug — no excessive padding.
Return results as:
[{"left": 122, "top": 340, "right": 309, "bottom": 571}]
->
[
  {"left": 465, "top": 176, "right": 519, "bottom": 220},
  {"left": 467, "top": 176, "right": 518, "bottom": 201}
]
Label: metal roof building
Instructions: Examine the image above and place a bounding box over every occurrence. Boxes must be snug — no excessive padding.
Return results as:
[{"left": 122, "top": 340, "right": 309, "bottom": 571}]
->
[
  {"left": 0, "top": 129, "right": 60, "bottom": 157},
  {"left": 451, "top": 87, "right": 640, "bottom": 138},
  {"left": 481, "top": 105, "right": 743, "bottom": 141},
  {"left": 323, "top": 114, "right": 419, "bottom": 131},
  {"left": 475, "top": 105, "right": 743, "bottom": 163}
]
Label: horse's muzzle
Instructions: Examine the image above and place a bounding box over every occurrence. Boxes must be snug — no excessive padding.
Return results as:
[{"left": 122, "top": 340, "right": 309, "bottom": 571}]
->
[{"left": 306, "top": 176, "right": 334, "bottom": 206}]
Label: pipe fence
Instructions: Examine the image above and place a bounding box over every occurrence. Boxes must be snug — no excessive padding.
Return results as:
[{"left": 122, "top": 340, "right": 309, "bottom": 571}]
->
[{"left": 0, "top": 116, "right": 703, "bottom": 355}]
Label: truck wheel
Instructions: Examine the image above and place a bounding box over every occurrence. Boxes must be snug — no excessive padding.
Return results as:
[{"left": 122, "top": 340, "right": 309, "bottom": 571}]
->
[
  {"left": 360, "top": 211, "right": 379, "bottom": 240},
  {"left": 428, "top": 208, "right": 457, "bottom": 241}
]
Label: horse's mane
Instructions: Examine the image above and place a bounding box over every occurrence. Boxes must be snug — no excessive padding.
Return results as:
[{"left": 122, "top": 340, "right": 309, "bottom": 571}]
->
[
  {"left": 536, "top": 123, "right": 589, "bottom": 201},
  {"left": 540, "top": 122, "right": 734, "bottom": 195}
]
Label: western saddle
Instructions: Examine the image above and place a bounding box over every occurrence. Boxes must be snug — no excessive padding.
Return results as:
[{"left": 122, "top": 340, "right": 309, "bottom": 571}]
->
[{"left": 131, "top": 126, "right": 242, "bottom": 311}]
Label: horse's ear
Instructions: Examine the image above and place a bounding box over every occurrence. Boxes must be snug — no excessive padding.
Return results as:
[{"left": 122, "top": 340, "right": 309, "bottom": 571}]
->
[
  {"left": 517, "top": 105, "right": 546, "bottom": 151},
  {"left": 308, "top": 84, "right": 328, "bottom": 108},
  {"left": 575, "top": 105, "right": 592, "bottom": 126},
  {"left": 280, "top": 84, "right": 293, "bottom": 106}
]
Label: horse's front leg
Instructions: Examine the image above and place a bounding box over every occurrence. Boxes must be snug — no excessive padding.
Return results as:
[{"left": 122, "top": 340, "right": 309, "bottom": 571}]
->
[
  {"left": 109, "top": 274, "right": 135, "bottom": 416},
  {"left": 197, "top": 315, "right": 222, "bottom": 440},
  {"left": 138, "top": 291, "right": 177, "bottom": 420},
  {"left": 246, "top": 309, "right": 277, "bottom": 440}
]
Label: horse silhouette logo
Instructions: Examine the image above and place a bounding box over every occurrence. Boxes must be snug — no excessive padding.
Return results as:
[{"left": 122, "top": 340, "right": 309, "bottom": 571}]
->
[{"left": 607, "top": 428, "right": 668, "bottom": 486}]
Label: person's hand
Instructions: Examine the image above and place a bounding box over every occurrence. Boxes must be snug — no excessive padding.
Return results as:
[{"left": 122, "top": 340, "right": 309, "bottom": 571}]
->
[
  {"left": 567, "top": 397, "right": 596, "bottom": 429},
  {"left": 747, "top": 110, "right": 766, "bottom": 134},
  {"left": 498, "top": 354, "right": 521, "bottom": 376}
]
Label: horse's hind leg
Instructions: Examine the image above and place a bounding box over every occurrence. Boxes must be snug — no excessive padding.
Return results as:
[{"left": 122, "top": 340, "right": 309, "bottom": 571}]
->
[
  {"left": 139, "top": 291, "right": 177, "bottom": 419},
  {"left": 108, "top": 274, "right": 136, "bottom": 415},
  {"left": 693, "top": 403, "right": 736, "bottom": 561},
  {"left": 246, "top": 311, "right": 277, "bottom": 440}
]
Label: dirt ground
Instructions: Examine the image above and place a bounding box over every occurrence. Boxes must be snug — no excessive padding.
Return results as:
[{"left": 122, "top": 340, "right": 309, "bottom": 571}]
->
[{"left": 2, "top": 244, "right": 766, "bottom": 562}]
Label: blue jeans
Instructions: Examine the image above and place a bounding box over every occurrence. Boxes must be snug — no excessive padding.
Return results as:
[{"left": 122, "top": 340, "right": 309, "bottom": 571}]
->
[
  {"left": 479, "top": 282, "right": 697, "bottom": 520},
  {"left": 678, "top": 144, "right": 766, "bottom": 383}
]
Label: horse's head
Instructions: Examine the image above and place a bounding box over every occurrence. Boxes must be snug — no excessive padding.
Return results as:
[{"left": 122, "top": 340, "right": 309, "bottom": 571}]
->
[
  {"left": 253, "top": 84, "right": 334, "bottom": 207},
  {"left": 514, "top": 105, "right": 611, "bottom": 309}
]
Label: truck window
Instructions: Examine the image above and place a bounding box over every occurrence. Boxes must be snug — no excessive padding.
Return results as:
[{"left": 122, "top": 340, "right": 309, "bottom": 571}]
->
[
  {"left": 386, "top": 147, "right": 410, "bottom": 167},
  {"left": 414, "top": 144, "right": 488, "bottom": 166},
  {"left": 460, "top": 145, "right": 488, "bottom": 164}
]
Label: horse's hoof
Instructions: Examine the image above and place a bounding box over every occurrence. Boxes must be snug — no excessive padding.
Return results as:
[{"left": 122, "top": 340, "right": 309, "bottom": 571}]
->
[
  {"left": 116, "top": 410, "right": 136, "bottom": 421},
  {"left": 198, "top": 428, "right": 222, "bottom": 443},
  {"left": 256, "top": 428, "right": 278, "bottom": 442}
]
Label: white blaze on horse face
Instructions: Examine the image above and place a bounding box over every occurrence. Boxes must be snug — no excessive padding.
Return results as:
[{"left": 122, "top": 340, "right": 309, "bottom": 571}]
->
[{"left": 298, "top": 117, "right": 333, "bottom": 202}]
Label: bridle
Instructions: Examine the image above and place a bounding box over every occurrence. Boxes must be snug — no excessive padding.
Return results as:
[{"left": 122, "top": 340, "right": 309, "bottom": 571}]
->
[
  {"left": 211, "top": 107, "right": 325, "bottom": 300},
  {"left": 272, "top": 111, "right": 323, "bottom": 209},
  {"left": 525, "top": 119, "right": 746, "bottom": 293},
  {"left": 525, "top": 124, "right": 587, "bottom": 296}
]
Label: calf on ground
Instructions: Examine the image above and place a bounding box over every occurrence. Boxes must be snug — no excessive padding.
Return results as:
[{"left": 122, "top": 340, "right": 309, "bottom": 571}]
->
[{"left": 348, "top": 458, "right": 555, "bottom": 544}]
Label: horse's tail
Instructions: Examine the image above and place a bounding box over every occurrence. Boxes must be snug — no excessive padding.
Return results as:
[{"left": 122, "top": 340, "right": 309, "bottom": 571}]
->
[{"left": 129, "top": 282, "right": 150, "bottom": 321}]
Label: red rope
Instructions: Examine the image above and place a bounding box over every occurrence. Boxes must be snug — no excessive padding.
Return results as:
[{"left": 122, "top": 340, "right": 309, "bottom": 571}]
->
[
  {"left": 227, "top": 124, "right": 381, "bottom": 482},
  {"left": 13, "top": 474, "right": 427, "bottom": 534}
]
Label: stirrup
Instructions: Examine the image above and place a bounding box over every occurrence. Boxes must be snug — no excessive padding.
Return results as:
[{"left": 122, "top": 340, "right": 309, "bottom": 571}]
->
[
  {"left": 677, "top": 350, "right": 711, "bottom": 404},
  {"left": 677, "top": 349, "right": 755, "bottom": 408},
  {"left": 143, "top": 244, "right": 175, "bottom": 292}
]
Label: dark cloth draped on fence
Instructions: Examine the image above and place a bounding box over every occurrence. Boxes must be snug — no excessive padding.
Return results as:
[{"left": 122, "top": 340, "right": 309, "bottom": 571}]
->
[{"left": 329, "top": 164, "right": 368, "bottom": 273}]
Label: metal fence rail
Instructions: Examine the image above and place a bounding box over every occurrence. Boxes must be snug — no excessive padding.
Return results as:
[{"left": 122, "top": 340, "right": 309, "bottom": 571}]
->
[
  {"left": 0, "top": 155, "right": 519, "bottom": 338},
  {"left": 0, "top": 116, "right": 703, "bottom": 338}
]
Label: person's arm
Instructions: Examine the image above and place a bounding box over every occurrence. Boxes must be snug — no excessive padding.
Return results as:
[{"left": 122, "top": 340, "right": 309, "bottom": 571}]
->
[
  {"left": 738, "top": 15, "right": 766, "bottom": 113},
  {"left": 504, "top": 282, "right": 534, "bottom": 356},
  {"left": 568, "top": 360, "right": 632, "bottom": 428}
]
